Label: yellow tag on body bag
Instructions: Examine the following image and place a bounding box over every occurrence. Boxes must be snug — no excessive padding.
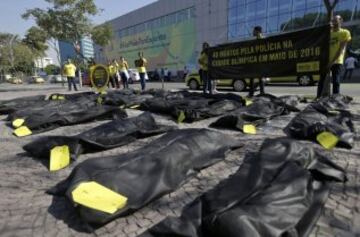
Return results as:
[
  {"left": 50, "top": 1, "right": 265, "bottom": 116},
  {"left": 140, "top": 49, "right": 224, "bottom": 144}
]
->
[
  {"left": 13, "top": 126, "right": 32, "bottom": 137},
  {"left": 177, "top": 111, "right": 186, "bottom": 123},
  {"left": 72, "top": 181, "right": 128, "bottom": 214},
  {"left": 243, "top": 124, "right": 257, "bottom": 134},
  {"left": 12, "top": 119, "right": 25, "bottom": 128},
  {"left": 50, "top": 146, "right": 70, "bottom": 171},
  {"left": 316, "top": 131, "right": 339, "bottom": 149},
  {"left": 245, "top": 99, "right": 253, "bottom": 106}
]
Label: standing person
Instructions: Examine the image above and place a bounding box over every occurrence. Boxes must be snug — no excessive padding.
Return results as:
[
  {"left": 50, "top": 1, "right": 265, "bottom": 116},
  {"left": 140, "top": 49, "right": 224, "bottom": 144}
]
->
[
  {"left": 343, "top": 56, "right": 358, "bottom": 81},
  {"left": 248, "top": 26, "right": 265, "bottom": 97},
  {"left": 63, "top": 59, "right": 78, "bottom": 91},
  {"left": 119, "top": 56, "right": 130, "bottom": 89},
  {"left": 112, "top": 59, "right": 120, "bottom": 89},
  {"left": 317, "top": 15, "right": 351, "bottom": 97},
  {"left": 183, "top": 66, "right": 189, "bottom": 80},
  {"left": 164, "top": 68, "right": 169, "bottom": 81},
  {"left": 107, "top": 60, "right": 117, "bottom": 89},
  {"left": 198, "top": 42, "right": 212, "bottom": 94},
  {"left": 136, "top": 52, "right": 147, "bottom": 91}
]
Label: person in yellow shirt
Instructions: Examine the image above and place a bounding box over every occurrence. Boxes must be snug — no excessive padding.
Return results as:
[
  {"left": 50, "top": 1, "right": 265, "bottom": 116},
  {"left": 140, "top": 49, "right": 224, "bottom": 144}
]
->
[
  {"left": 136, "top": 52, "right": 148, "bottom": 91},
  {"left": 107, "top": 60, "right": 118, "bottom": 89},
  {"left": 198, "top": 42, "right": 211, "bottom": 94},
  {"left": 119, "top": 56, "right": 130, "bottom": 89},
  {"left": 112, "top": 59, "right": 120, "bottom": 89},
  {"left": 317, "top": 15, "right": 351, "bottom": 97},
  {"left": 63, "top": 59, "right": 78, "bottom": 91}
]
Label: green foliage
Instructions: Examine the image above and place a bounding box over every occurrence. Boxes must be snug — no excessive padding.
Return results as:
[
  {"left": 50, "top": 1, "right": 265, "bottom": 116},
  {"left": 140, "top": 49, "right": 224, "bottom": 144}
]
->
[
  {"left": 44, "top": 64, "right": 61, "bottom": 75},
  {"left": 22, "top": 0, "right": 108, "bottom": 46},
  {"left": 23, "top": 26, "right": 49, "bottom": 56},
  {"left": 91, "top": 24, "right": 113, "bottom": 46},
  {"left": 0, "top": 33, "right": 35, "bottom": 75}
]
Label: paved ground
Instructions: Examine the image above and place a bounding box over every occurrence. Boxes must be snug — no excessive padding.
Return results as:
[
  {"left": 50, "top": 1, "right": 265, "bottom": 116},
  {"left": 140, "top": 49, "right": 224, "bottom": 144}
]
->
[{"left": 0, "top": 82, "right": 359, "bottom": 237}]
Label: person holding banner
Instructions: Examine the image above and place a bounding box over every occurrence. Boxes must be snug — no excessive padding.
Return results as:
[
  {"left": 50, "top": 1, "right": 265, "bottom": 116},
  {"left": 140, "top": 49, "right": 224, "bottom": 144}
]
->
[
  {"left": 317, "top": 15, "right": 351, "bottom": 97},
  {"left": 119, "top": 56, "right": 130, "bottom": 89},
  {"left": 248, "top": 26, "right": 266, "bottom": 97},
  {"left": 199, "top": 42, "right": 212, "bottom": 94}
]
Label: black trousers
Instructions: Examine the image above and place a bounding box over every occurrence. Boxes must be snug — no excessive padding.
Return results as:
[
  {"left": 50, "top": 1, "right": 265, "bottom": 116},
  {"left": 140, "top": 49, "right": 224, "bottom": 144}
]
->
[
  {"left": 248, "top": 78, "right": 265, "bottom": 97},
  {"left": 108, "top": 75, "right": 120, "bottom": 88},
  {"left": 317, "top": 64, "right": 343, "bottom": 97},
  {"left": 121, "top": 72, "right": 129, "bottom": 89},
  {"left": 343, "top": 68, "right": 354, "bottom": 81},
  {"left": 67, "top": 77, "right": 78, "bottom": 91},
  {"left": 199, "top": 69, "right": 212, "bottom": 94}
]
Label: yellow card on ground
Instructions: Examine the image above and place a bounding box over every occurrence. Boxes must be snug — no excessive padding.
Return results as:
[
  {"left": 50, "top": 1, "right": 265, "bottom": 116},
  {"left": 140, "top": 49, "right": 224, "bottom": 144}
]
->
[
  {"left": 243, "top": 124, "right": 257, "bottom": 134},
  {"left": 177, "top": 111, "right": 186, "bottom": 123},
  {"left": 50, "top": 146, "right": 70, "bottom": 171},
  {"left": 316, "top": 131, "right": 339, "bottom": 149},
  {"left": 72, "top": 181, "right": 128, "bottom": 214},
  {"left": 51, "top": 95, "right": 58, "bottom": 100},
  {"left": 12, "top": 119, "right": 25, "bottom": 128},
  {"left": 57, "top": 96, "right": 65, "bottom": 100},
  {"left": 129, "top": 104, "right": 140, "bottom": 109},
  {"left": 13, "top": 126, "right": 32, "bottom": 137},
  {"left": 245, "top": 99, "right": 253, "bottom": 106}
]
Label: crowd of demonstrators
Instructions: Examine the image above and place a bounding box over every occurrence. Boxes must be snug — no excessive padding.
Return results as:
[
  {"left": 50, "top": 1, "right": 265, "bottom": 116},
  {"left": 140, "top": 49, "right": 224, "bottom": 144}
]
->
[{"left": 317, "top": 15, "right": 352, "bottom": 98}]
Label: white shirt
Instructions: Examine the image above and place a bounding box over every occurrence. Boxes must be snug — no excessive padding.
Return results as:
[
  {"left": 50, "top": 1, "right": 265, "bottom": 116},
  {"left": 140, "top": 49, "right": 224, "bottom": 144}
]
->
[{"left": 345, "top": 57, "right": 358, "bottom": 69}]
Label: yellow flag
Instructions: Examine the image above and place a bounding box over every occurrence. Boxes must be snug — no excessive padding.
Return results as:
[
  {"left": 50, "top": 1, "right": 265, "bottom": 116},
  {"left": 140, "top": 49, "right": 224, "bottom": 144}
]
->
[
  {"left": 12, "top": 119, "right": 25, "bottom": 128},
  {"left": 177, "top": 111, "right": 186, "bottom": 123},
  {"left": 50, "top": 146, "right": 71, "bottom": 171},
  {"left": 13, "top": 126, "right": 32, "bottom": 137},
  {"left": 72, "top": 182, "right": 128, "bottom": 214},
  {"left": 316, "top": 131, "right": 339, "bottom": 149},
  {"left": 243, "top": 124, "right": 257, "bottom": 134}
]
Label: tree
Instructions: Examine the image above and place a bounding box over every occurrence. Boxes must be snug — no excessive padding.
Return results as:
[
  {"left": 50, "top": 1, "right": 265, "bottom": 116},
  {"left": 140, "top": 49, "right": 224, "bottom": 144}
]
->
[
  {"left": 0, "top": 33, "right": 35, "bottom": 75},
  {"left": 23, "top": 0, "right": 113, "bottom": 86},
  {"left": 44, "top": 64, "right": 61, "bottom": 75},
  {"left": 22, "top": 0, "right": 112, "bottom": 52},
  {"left": 23, "top": 26, "right": 48, "bottom": 56}
]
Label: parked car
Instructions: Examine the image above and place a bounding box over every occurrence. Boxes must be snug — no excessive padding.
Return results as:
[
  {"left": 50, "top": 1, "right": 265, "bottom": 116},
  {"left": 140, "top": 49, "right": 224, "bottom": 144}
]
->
[
  {"left": 6, "top": 77, "right": 23, "bottom": 84},
  {"left": 28, "top": 76, "right": 45, "bottom": 84},
  {"left": 48, "top": 75, "right": 67, "bottom": 83},
  {"left": 128, "top": 69, "right": 149, "bottom": 84},
  {"left": 268, "top": 75, "right": 319, "bottom": 86},
  {"left": 185, "top": 73, "right": 319, "bottom": 92},
  {"left": 147, "top": 70, "right": 160, "bottom": 81}
]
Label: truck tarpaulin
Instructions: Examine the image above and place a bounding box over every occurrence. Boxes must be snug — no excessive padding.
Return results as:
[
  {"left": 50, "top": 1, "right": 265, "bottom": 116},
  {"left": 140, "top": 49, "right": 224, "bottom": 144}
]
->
[{"left": 141, "top": 138, "right": 346, "bottom": 237}]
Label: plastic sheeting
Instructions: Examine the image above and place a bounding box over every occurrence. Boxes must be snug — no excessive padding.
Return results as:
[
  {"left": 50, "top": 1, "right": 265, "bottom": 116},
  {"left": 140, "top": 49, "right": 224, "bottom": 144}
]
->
[
  {"left": 8, "top": 96, "right": 127, "bottom": 135},
  {"left": 210, "top": 95, "right": 297, "bottom": 132},
  {"left": 0, "top": 95, "right": 46, "bottom": 114},
  {"left": 285, "top": 95, "right": 355, "bottom": 149},
  {"left": 141, "top": 138, "right": 346, "bottom": 237},
  {"left": 23, "top": 113, "right": 175, "bottom": 161},
  {"left": 140, "top": 92, "right": 244, "bottom": 123},
  {"left": 48, "top": 129, "right": 243, "bottom": 227}
]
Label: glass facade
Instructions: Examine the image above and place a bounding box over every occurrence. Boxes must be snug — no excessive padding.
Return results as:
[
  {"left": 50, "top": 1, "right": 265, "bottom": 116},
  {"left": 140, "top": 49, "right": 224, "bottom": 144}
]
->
[
  {"left": 228, "top": 0, "right": 360, "bottom": 45},
  {"left": 116, "top": 8, "right": 195, "bottom": 39}
]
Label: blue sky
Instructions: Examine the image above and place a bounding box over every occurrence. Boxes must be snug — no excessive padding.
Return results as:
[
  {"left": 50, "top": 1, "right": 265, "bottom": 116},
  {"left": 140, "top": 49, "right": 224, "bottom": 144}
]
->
[{"left": 0, "top": 0, "right": 157, "bottom": 36}]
